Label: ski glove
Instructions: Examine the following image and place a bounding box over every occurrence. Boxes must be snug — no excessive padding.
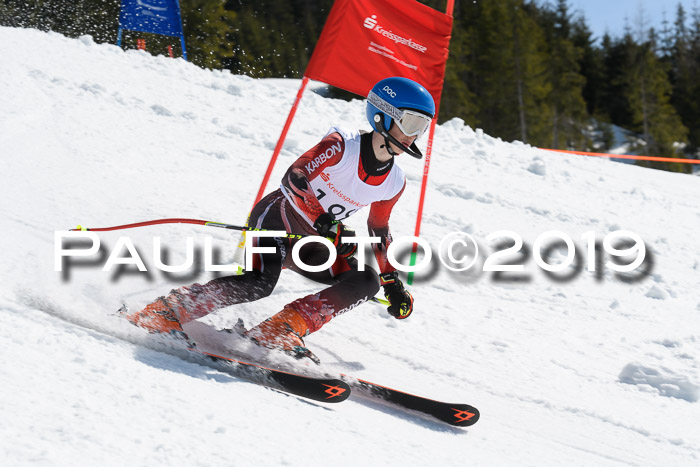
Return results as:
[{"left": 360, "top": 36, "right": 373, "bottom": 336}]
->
[
  {"left": 379, "top": 271, "right": 413, "bottom": 319},
  {"left": 313, "top": 212, "right": 357, "bottom": 258}
]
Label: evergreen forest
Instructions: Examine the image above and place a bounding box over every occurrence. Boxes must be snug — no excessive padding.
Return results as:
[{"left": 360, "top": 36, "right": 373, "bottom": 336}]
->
[{"left": 2, "top": 0, "right": 699, "bottom": 173}]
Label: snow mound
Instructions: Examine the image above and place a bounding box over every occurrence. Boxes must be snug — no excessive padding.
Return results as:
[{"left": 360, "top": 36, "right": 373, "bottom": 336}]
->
[
  {"left": 620, "top": 364, "right": 700, "bottom": 402},
  {"left": 646, "top": 284, "right": 671, "bottom": 300}
]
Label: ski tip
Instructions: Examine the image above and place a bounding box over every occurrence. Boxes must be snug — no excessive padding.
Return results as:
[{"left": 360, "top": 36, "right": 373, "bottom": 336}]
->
[{"left": 446, "top": 404, "right": 480, "bottom": 427}]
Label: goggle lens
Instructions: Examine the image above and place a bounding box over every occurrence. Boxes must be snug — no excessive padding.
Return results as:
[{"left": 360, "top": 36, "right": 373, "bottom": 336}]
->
[{"left": 396, "top": 110, "right": 431, "bottom": 137}]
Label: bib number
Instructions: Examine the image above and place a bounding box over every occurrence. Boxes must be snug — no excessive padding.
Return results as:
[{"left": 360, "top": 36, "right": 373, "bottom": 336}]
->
[{"left": 315, "top": 189, "right": 359, "bottom": 220}]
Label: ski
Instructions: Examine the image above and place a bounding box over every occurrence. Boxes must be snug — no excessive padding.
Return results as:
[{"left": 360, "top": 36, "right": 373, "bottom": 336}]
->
[
  {"left": 207, "top": 320, "right": 477, "bottom": 424},
  {"left": 343, "top": 376, "right": 480, "bottom": 427},
  {"left": 113, "top": 305, "right": 350, "bottom": 404},
  {"left": 189, "top": 347, "right": 351, "bottom": 404},
  {"left": 116, "top": 306, "right": 472, "bottom": 416}
]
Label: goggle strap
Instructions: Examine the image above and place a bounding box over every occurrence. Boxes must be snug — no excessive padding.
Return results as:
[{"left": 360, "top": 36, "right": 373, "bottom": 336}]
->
[
  {"left": 375, "top": 114, "right": 424, "bottom": 159},
  {"left": 367, "top": 91, "right": 403, "bottom": 121}
]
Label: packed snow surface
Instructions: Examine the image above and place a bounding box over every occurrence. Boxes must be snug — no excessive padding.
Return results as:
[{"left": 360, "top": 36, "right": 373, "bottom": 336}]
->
[{"left": 1, "top": 27, "right": 699, "bottom": 466}]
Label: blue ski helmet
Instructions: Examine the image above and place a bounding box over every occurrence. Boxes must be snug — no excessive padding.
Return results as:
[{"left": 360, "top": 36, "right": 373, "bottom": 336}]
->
[{"left": 366, "top": 77, "right": 435, "bottom": 135}]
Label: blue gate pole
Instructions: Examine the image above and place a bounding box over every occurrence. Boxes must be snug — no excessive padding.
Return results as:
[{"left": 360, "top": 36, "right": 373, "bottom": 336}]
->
[{"left": 180, "top": 34, "right": 188, "bottom": 61}]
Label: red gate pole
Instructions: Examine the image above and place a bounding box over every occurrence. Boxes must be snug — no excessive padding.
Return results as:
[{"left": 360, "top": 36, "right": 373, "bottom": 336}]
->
[
  {"left": 252, "top": 76, "right": 310, "bottom": 207},
  {"left": 232, "top": 77, "right": 310, "bottom": 268},
  {"left": 407, "top": 0, "right": 455, "bottom": 285}
]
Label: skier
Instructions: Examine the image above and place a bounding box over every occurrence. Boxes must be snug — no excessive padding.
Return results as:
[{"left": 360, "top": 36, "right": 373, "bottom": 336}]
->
[{"left": 126, "top": 76, "right": 435, "bottom": 359}]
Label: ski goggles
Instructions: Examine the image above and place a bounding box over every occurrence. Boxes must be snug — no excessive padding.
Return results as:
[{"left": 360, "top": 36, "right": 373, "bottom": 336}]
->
[
  {"left": 368, "top": 91, "right": 433, "bottom": 137},
  {"left": 395, "top": 109, "right": 432, "bottom": 138}
]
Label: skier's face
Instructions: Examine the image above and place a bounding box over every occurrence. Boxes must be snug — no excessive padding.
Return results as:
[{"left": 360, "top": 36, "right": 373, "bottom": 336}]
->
[{"left": 388, "top": 123, "right": 418, "bottom": 154}]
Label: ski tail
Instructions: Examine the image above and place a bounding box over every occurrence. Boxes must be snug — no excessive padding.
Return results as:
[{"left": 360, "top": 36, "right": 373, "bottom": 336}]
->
[
  {"left": 118, "top": 305, "right": 349, "bottom": 404},
  {"left": 194, "top": 348, "right": 350, "bottom": 403}
]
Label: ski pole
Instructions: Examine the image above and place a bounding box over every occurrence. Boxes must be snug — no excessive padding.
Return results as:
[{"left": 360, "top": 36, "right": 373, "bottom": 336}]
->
[
  {"left": 70, "top": 218, "right": 305, "bottom": 239},
  {"left": 71, "top": 218, "right": 392, "bottom": 307},
  {"left": 371, "top": 297, "right": 390, "bottom": 306}
]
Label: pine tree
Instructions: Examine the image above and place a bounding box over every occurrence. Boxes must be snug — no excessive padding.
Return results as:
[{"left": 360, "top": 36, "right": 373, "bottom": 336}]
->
[
  {"left": 658, "top": 11, "right": 675, "bottom": 58},
  {"left": 622, "top": 34, "right": 689, "bottom": 172},
  {"left": 666, "top": 3, "right": 700, "bottom": 153},
  {"left": 179, "top": 1, "right": 238, "bottom": 70},
  {"left": 571, "top": 16, "right": 605, "bottom": 122},
  {"left": 600, "top": 34, "right": 635, "bottom": 129},
  {"left": 512, "top": 0, "right": 551, "bottom": 146},
  {"left": 0, "top": 0, "right": 120, "bottom": 42},
  {"left": 463, "top": 0, "right": 521, "bottom": 139},
  {"left": 440, "top": 9, "right": 479, "bottom": 125},
  {"left": 684, "top": 2, "right": 700, "bottom": 153},
  {"left": 225, "top": 1, "right": 333, "bottom": 78},
  {"left": 537, "top": 0, "right": 589, "bottom": 149},
  {"left": 453, "top": 0, "right": 552, "bottom": 145}
]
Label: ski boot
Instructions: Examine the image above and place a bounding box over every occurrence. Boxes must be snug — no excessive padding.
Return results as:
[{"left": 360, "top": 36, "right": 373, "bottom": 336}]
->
[
  {"left": 245, "top": 306, "right": 320, "bottom": 364},
  {"left": 119, "top": 296, "right": 193, "bottom": 348}
]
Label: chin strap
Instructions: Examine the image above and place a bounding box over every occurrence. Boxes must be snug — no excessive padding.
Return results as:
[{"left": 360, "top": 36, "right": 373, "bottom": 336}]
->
[
  {"left": 382, "top": 136, "right": 399, "bottom": 157},
  {"left": 374, "top": 114, "right": 424, "bottom": 159}
]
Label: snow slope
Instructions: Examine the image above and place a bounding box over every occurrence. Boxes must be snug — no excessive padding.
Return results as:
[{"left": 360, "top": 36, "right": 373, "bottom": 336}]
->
[{"left": 2, "top": 27, "right": 700, "bottom": 466}]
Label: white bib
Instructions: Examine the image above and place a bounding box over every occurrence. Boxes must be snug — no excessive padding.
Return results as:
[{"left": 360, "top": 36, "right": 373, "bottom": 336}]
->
[{"left": 287, "top": 127, "right": 405, "bottom": 224}]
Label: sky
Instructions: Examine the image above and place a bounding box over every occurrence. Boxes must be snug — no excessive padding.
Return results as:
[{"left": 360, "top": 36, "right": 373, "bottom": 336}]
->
[{"left": 567, "top": 0, "right": 699, "bottom": 41}]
